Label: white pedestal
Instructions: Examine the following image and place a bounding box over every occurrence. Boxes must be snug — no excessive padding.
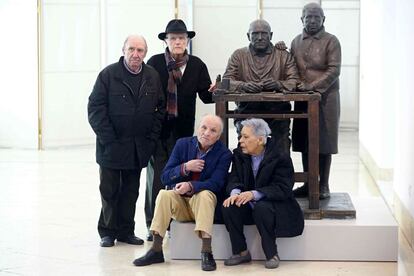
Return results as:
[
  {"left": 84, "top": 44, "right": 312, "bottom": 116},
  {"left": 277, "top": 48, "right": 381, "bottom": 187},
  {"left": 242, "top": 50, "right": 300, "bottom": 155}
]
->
[{"left": 169, "top": 196, "right": 398, "bottom": 261}]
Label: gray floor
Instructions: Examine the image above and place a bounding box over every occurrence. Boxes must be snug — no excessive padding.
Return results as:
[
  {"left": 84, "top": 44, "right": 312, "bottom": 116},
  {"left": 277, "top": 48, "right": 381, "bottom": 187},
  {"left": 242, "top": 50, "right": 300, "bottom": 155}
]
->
[{"left": 0, "top": 130, "right": 413, "bottom": 275}]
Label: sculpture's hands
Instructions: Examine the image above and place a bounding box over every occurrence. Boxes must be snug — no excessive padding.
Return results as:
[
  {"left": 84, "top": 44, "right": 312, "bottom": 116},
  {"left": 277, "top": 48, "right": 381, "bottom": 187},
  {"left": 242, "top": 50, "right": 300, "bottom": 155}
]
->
[
  {"left": 274, "top": 40, "right": 288, "bottom": 51},
  {"left": 241, "top": 82, "right": 262, "bottom": 93},
  {"left": 297, "top": 81, "right": 314, "bottom": 91},
  {"left": 262, "top": 79, "right": 282, "bottom": 92}
]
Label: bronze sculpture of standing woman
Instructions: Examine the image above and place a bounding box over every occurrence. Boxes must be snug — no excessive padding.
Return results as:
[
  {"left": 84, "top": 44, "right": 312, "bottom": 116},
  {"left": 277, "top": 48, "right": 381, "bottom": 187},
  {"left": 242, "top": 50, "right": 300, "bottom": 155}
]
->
[{"left": 289, "top": 3, "right": 342, "bottom": 199}]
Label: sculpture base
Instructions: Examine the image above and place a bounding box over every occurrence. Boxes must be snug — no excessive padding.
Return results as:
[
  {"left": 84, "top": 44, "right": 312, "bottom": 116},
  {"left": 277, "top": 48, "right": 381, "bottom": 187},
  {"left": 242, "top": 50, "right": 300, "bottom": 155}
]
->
[
  {"left": 297, "top": 192, "right": 357, "bottom": 220},
  {"left": 169, "top": 196, "right": 397, "bottom": 261}
]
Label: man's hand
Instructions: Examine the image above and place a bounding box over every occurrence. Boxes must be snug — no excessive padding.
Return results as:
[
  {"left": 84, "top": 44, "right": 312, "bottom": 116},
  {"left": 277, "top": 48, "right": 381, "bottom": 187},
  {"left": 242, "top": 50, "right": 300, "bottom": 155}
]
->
[
  {"left": 223, "top": 194, "right": 239, "bottom": 207},
  {"left": 174, "top": 181, "right": 191, "bottom": 195},
  {"left": 208, "top": 81, "right": 216, "bottom": 92},
  {"left": 235, "top": 191, "right": 254, "bottom": 206},
  {"left": 274, "top": 41, "right": 288, "bottom": 50},
  {"left": 241, "top": 82, "right": 262, "bottom": 93},
  {"left": 185, "top": 159, "right": 205, "bottom": 172},
  {"left": 262, "top": 79, "right": 282, "bottom": 92},
  {"left": 297, "top": 81, "right": 314, "bottom": 91}
]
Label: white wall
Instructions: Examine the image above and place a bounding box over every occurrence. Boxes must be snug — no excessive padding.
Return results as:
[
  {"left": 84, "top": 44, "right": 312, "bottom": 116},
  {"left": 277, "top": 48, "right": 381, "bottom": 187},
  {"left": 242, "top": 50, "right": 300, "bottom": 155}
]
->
[
  {"left": 393, "top": 0, "right": 414, "bottom": 218},
  {"left": 192, "top": 0, "right": 258, "bottom": 118},
  {"left": 0, "top": 1, "right": 38, "bottom": 149},
  {"left": 359, "top": 0, "right": 395, "bottom": 170},
  {"left": 40, "top": 0, "right": 174, "bottom": 148},
  {"left": 360, "top": 0, "right": 414, "bottom": 230}
]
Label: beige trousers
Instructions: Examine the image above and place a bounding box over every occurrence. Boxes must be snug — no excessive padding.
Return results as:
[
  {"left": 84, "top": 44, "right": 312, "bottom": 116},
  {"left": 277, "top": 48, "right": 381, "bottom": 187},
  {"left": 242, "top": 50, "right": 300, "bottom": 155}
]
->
[{"left": 150, "top": 189, "right": 217, "bottom": 238}]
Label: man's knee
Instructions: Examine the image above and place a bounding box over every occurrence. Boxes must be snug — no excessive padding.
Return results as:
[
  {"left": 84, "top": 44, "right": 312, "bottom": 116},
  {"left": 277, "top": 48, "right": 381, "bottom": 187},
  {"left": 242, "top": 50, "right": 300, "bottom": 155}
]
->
[
  {"left": 196, "top": 190, "right": 217, "bottom": 204},
  {"left": 221, "top": 204, "right": 238, "bottom": 218},
  {"left": 155, "top": 189, "right": 174, "bottom": 202}
]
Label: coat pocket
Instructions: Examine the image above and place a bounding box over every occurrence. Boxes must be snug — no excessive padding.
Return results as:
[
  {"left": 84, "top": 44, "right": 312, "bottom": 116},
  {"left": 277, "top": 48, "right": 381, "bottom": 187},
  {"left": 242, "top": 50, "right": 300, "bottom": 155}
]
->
[{"left": 109, "top": 93, "right": 133, "bottom": 115}]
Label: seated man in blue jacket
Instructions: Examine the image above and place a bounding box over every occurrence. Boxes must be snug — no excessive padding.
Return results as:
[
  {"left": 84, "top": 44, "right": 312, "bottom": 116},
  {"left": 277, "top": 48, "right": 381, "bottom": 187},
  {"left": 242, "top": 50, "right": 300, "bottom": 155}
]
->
[{"left": 133, "top": 114, "right": 232, "bottom": 271}]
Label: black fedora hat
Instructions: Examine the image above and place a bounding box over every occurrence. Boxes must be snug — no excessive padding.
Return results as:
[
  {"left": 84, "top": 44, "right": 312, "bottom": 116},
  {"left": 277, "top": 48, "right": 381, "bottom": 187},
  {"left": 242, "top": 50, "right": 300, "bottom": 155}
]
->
[{"left": 158, "top": 19, "right": 196, "bottom": 40}]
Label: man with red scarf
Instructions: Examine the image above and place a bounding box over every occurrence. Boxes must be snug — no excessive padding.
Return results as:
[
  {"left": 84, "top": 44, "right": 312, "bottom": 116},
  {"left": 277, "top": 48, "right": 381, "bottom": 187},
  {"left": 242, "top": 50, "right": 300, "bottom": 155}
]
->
[{"left": 145, "top": 19, "right": 214, "bottom": 241}]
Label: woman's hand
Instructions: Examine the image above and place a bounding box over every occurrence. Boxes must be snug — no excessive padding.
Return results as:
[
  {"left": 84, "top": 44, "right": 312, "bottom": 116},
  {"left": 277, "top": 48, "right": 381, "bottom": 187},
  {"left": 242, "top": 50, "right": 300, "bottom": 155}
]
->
[
  {"left": 235, "top": 191, "right": 254, "bottom": 206},
  {"left": 223, "top": 194, "right": 239, "bottom": 207}
]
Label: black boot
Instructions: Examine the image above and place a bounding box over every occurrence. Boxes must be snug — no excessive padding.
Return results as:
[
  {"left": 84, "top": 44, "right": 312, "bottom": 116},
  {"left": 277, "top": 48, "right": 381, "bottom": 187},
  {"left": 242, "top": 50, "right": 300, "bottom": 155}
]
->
[
  {"left": 319, "top": 154, "right": 332, "bottom": 199},
  {"left": 293, "top": 153, "right": 309, "bottom": 197}
]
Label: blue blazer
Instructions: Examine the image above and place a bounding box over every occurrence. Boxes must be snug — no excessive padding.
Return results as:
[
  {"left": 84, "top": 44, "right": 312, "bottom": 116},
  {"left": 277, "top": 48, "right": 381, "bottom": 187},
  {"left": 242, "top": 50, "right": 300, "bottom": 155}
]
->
[{"left": 161, "top": 136, "right": 232, "bottom": 195}]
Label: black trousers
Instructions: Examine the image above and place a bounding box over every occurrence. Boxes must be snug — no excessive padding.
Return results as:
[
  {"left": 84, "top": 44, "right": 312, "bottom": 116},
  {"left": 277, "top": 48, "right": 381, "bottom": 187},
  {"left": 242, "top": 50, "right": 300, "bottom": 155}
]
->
[
  {"left": 222, "top": 201, "right": 278, "bottom": 260},
  {"left": 144, "top": 135, "right": 176, "bottom": 228},
  {"left": 98, "top": 166, "right": 141, "bottom": 238}
]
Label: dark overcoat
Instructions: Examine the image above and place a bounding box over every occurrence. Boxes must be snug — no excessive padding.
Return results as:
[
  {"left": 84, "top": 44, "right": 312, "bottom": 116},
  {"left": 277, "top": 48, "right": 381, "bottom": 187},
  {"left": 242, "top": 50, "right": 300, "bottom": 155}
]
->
[
  {"left": 147, "top": 53, "right": 212, "bottom": 139},
  {"left": 290, "top": 28, "right": 341, "bottom": 154},
  {"left": 226, "top": 139, "right": 304, "bottom": 237},
  {"left": 88, "top": 57, "right": 165, "bottom": 169}
]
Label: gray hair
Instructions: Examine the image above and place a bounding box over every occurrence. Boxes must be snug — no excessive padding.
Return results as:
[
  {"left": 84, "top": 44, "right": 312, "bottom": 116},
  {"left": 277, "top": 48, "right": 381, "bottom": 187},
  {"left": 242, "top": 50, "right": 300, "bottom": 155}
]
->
[
  {"left": 122, "top": 34, "right": 148, "bottom": 52},
  {"left": 241, "top": 118, "right": 272, "bottom": 144},
  {"left": 302, "top": 2, "right": 325, "bottom": 18},
  {"left": 200, "top": 114, "right": 224, "bottom": 135}
]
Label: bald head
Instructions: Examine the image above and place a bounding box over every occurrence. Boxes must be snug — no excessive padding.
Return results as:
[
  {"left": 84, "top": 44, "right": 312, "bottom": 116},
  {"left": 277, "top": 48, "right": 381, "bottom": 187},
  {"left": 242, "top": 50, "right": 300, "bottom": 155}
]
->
[
  {"left": 122, "top": 35, "right": 147, "bottom": 53},
  {"left": 122, "top": 35, "right": 147, "bottom": 73},
  {"left": 248, "top": 19, "right": 271, "bottom": 34},
  {"left": 247, "top": 19, "right": 273, "bottom": 53},
  {"left": 196, "top": 115, "right": 223, "bottom": 150}
]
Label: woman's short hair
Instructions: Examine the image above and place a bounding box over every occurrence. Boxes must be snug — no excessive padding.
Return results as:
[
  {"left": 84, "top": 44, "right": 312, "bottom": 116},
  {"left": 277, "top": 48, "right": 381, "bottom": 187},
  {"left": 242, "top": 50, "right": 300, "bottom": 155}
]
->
[{"left": 241, "top": 118, "right": 272, "bottom": 144}]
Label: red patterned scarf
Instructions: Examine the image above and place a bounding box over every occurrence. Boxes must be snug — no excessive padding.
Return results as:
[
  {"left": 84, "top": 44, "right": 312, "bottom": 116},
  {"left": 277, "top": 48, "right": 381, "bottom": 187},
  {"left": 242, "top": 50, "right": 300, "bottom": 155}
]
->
[{"left": 164, "top": 48, "right": 188, "bottom": 120}]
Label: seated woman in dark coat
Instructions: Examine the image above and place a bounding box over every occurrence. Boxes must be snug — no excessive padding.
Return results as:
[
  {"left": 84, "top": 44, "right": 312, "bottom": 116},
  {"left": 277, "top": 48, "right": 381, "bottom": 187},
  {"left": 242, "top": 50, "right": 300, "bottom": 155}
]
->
[{"left": 222, "top": 118, "right": 304, "bottom": 269}]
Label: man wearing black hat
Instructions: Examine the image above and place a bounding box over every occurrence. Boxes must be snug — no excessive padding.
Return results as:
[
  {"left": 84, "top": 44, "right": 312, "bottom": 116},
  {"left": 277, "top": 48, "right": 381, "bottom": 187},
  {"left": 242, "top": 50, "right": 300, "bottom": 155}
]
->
[{"left": 144, "top": 19, "right": 214, "bottom": 242}]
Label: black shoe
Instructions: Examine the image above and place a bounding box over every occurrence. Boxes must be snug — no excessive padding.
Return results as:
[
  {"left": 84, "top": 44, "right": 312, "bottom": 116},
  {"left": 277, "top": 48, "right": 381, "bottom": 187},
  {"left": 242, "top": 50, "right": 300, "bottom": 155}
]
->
[
  {"left": 224, "top": 251, "right": 252, "bottom": 266},
  {"left": 100, "top": 236, "right": 115, "bottom": 247},
  {"left": 319, "top": 184, "right": 331, "bottom": 199},
  {"left": 117, "top": 235, "right": 144, "bottom": 245},
  {"left": 146, "top": 231, "right": 153, "bottom": 242},
  {"left": 133, "top": 249, "right": 164, "bottom": 266},
  {"left": 293, "top": 183, "right": 309, "bottom": 197},
  {"left": 201, "top": 252, "right": 216, "bottom": 271}
]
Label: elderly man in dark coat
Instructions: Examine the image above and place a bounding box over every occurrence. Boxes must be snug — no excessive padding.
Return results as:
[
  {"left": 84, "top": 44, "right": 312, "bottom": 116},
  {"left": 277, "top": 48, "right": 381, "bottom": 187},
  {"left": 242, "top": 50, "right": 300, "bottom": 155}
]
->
[
  {"left": 88, "top": 35, "right": 165, "bottom": 247},
  {"left": 290, "top": 2, "right": 341, "bottom": 199},
  {"left": 222, "top": 118, "right": 304, "bottom": 269}
]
